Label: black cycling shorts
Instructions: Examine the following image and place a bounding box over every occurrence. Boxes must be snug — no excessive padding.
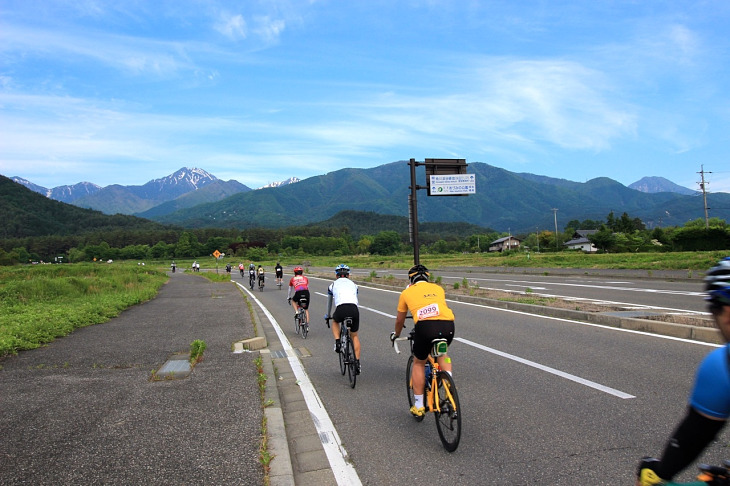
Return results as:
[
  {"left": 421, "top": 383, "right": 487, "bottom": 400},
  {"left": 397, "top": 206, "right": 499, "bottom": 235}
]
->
[
  {"left": 333, "top": 304, "right": 360, "bottom": 333},
  {"left": 276, "top": 269, "right": 283, "bottom": 278},
  {"left": 293, "top": 290, "right": 310, "bottom": 309},
  {"left": 413, "top": 320, "right": 455, "bottom": 361}
]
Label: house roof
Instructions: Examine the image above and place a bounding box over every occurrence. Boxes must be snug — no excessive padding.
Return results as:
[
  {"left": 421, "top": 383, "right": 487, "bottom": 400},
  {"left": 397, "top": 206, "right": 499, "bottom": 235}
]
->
[{"left": 490, "top": 236, "right": 521, "bottom": 245}]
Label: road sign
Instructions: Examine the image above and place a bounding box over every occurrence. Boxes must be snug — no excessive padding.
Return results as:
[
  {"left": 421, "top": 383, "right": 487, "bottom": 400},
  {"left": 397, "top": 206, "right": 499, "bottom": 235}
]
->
[
  {"left": 212, "top": 250, "right": 221, "bottom": 259},
  {"left": 429, "top": 174, "right": 476, "bottom": 195}
]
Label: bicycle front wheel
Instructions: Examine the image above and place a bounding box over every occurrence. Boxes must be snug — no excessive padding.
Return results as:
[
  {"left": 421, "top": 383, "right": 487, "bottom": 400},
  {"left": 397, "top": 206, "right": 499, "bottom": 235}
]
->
[
  {"left": 434, "top": 372, "right": 461, "bottom": 452},
  {"left": 346, "top": 337, "right": 357, "bottom": 388}
]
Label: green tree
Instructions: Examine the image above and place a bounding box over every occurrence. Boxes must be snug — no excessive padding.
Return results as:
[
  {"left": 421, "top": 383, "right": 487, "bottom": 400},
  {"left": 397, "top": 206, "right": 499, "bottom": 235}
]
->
[{"left": 370, "top": 231, "right": 401, "bottom": 255}]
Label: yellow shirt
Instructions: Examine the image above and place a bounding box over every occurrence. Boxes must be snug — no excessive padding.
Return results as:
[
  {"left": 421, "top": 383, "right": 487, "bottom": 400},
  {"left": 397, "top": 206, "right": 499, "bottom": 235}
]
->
[{"left": 397, "top": 281, "right": 455, "bottom": 323}]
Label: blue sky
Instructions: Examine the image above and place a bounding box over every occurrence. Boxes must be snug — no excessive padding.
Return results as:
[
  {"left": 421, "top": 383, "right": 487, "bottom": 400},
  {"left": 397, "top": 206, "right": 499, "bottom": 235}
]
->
[{"left": 1, "top": 1, "right": 729, "bottom": 193}]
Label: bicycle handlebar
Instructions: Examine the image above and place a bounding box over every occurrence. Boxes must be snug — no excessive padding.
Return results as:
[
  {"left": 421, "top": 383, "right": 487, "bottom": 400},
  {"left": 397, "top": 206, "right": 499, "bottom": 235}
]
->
[
  {"left": 390, "top": 331, "right": 410, "bottom": 354},
  {"left": 324, "top": 316, "right": 330, "bottom": 329}
]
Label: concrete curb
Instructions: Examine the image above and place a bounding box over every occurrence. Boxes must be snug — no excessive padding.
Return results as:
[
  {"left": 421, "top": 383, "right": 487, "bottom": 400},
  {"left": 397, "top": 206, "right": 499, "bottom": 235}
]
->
[{"left": 245, "top": 298, "right": 295, "bottom": 486}]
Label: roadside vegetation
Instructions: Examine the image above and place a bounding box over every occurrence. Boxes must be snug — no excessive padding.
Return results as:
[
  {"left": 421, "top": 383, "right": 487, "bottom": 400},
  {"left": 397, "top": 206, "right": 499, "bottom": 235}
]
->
[{"left": 0, "top": 263, "right": 167, "bottom": 358}]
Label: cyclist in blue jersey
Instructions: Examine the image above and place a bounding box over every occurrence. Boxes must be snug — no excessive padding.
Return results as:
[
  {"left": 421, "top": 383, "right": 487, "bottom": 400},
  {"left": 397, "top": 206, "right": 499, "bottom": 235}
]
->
[{"left": 637, "top": 257, "right": 730, "bottom": 485}]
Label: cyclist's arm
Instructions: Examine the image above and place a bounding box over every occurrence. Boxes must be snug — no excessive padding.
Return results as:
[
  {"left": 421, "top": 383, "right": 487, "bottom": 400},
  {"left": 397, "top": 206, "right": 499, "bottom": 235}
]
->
[
  {"left": 394, "top": 310, "right": 408, "bottom": 337},
  {"left": 325, "top": 292, "right": 333, "bottom": 318},
  {"left": 642, "top": 407, "right": 726, "bottom": 483}
]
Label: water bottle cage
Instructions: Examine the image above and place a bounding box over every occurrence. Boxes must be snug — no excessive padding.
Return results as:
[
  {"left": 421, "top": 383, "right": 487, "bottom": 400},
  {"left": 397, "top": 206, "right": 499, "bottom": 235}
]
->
[{"left": 431, "top": 339, "right": 448, "bottom": 357}]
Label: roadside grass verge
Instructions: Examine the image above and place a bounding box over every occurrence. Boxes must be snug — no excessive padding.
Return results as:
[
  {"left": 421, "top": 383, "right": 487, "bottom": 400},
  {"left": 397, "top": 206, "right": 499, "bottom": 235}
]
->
[{"left": 0, "top": 263, "right": 167, "bottom": 358}]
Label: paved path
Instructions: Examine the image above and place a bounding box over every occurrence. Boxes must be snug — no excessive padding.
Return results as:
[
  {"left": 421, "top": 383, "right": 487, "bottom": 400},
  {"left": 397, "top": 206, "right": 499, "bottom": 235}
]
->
[{"left": 0, "top": 272, "right": 265, "bottom": 485}]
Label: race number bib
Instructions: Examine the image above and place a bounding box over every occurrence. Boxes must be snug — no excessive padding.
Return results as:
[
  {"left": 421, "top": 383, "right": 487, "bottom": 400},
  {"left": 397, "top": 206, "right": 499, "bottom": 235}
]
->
[{"left": 416, "top": 303, "right": 440, "bottom": 320}]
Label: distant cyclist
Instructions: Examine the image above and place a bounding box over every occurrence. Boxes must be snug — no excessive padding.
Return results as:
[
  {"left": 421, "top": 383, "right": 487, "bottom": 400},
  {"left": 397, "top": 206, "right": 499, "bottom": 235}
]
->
[
  {"left": 636, "top": 257, "right": 730, "bottom": 485},
  {"left": 239, "top": 262, "right": 245, "bottom": 277},
  {"left": 390, "top": 264, "right": 455, "bottom": 418},
  {"left": 287, "top": 266, "right": 310, "bottom": 323},
  {"left": 325, "top": 264, "right": 361, "bottom": 374},
  {"left": 257, "top": 265, "right": 265, "bottom": 287},
  {"left": 275, "top": 262, "right": 284, "bottom": 286},
  {"left": 248, "top": 264, "right": 256, "bottom": 288},
  {"left": 225, "top": 263, "right": 232, "bottom": 274}
]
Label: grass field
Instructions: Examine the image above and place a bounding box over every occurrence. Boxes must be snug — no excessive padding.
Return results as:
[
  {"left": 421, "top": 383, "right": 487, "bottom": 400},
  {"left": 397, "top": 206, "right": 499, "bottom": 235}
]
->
[{"left": 0, "top": 263, "right": 167, "bottom": 358}]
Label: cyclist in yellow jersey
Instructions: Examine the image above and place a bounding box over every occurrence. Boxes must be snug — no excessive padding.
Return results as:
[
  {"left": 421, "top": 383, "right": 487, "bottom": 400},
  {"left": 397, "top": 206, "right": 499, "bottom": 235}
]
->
[{"left": 391, "top": 264, "right": 455, "bottom": 417}]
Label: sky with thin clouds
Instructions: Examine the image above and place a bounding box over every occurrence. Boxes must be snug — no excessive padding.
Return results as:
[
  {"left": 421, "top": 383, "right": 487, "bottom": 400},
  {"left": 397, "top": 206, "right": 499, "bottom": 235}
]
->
[{"left": 1, "top": 0, "right": 729, "bottom": 193}]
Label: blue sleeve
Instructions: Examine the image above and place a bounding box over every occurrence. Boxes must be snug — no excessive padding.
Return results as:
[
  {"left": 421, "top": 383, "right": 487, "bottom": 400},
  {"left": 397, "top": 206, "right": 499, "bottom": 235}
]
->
[{"left": 689, "top": 346, "right": 730, "bottom": 420}]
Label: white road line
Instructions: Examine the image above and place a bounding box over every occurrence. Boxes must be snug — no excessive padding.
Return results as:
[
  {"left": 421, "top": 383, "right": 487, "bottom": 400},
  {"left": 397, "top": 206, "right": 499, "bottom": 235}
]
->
[
  {"left": 328, "top": 283, "right": 639, "bottom": 400},
  {"left": 455, "top": 337, "right": 635, "bottom": 399},
  {"left": 239, "top": 283, "right": 362, "bottom": 486}
]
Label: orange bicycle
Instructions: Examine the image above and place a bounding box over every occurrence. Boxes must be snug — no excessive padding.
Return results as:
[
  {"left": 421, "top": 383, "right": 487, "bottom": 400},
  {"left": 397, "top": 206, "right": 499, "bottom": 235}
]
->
[{"left": 393, "top": 328, "right": 461, "bottom": 452}]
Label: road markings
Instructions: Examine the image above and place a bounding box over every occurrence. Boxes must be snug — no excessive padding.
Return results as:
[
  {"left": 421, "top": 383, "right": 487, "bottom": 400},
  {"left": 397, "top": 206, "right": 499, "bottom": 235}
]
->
[
  {"left": 455, "top": 337, "right": 635, "bottom": 399},
  {"left": 242, "top": 284, "right": 362, "bottom": 486}
]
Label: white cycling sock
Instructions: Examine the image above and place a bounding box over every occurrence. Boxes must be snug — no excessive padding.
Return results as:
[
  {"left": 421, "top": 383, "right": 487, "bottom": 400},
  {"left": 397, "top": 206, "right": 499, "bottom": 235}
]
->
[{"left": 414, "top": 395, "right": 424, "bottom": 408}]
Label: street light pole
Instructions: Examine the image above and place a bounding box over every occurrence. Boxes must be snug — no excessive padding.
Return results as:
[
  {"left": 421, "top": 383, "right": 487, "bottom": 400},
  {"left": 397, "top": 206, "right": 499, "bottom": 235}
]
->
[{"left": 552, "top": 208, "right": 559, "bottom": 251}]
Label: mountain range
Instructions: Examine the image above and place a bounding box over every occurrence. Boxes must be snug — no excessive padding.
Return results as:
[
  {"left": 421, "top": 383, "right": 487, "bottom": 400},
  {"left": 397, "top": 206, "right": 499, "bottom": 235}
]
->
[{"left": 7, "top": 163, "right": 728, "bottom": 234}]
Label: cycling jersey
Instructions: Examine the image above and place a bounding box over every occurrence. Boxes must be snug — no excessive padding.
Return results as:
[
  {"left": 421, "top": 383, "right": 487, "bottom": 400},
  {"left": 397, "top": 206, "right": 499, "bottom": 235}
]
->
[
  {"left": 689, "top": 344, "right": 730, "bottom": 419},
  {"left": 288, "top": 275, "right": 309, "bottom": 292},
  {"left": 328, "top": 278, "right": 358, "bottom": 307},
  {"left": 397, "top": 281, "right": 455, "bottom": 323}
]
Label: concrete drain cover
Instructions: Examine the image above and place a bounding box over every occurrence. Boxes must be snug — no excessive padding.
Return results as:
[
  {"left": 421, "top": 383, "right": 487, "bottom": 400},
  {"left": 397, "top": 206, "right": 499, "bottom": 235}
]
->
[{"left": 155, "top": 354, "right": 191, "bottom": 380}]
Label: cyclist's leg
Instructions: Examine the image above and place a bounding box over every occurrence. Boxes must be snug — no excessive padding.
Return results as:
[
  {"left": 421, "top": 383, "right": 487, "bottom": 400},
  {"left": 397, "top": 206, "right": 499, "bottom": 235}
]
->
[
  {"left": 350, "top": 331, "right": 360, "bottom": 359},
  {"left": 436, "top": 355, "right": 452, "bottom": 374}
]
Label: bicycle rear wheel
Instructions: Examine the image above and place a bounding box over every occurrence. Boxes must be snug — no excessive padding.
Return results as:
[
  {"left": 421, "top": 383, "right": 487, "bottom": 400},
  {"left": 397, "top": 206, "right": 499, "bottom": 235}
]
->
[
  {"left": 301, "top": 315, "right": 308, "bottom": 339},
  {"left": 346, "top": 337, "right": 357, "bottom": 388},
  {"left": 434, "top": 372, "right": 461, "bottom": 452},
  {"left": 405, "top": 355, "right": 425, "bottom": 422},
  {"left": 294, "top": 315, "right": 300, "bottom": 335},
  {"left": 339, "top": 334, "right": 347, "bottom": 375}
]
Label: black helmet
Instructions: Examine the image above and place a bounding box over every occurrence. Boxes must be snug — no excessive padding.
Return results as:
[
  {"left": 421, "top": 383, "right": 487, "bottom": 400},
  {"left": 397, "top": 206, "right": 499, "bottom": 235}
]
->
[
  {"left": 408, "top": 264, "right": 430, "bottom": 284},
  {"left": 705, "top": 257, "right": 730, "bottom": 307}
]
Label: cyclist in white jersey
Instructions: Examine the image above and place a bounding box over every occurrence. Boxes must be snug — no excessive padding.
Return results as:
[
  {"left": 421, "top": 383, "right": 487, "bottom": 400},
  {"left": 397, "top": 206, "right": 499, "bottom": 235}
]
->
[{"left": 325, "top": 264, "right": 361, "bottom": 374}]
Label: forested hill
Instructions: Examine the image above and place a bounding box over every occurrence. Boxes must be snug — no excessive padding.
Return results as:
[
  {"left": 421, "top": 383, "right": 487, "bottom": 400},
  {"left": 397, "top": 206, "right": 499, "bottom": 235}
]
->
[
  {"left": 0, "top": 175, "right": 171, "bottom": 238},
  {"left": 152, "top": 161, "right": 730, "bottom": 233},
  {"left": 311, "top": 210, "right": 494, "bottom": 240}
]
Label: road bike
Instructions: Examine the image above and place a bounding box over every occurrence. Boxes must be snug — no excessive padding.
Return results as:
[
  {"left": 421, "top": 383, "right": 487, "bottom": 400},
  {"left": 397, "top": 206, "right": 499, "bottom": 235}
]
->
[
  {"left": 326, "top": 317, "right": 357, "bottom": 388},
  {"left": 393, "top": 329, "right": 461, "bottom": 452},
  {"left": 292, "top": 296, "right": 309, "bottom": 339},
  {"left": 248, "top": 272, "right": 255, "bottom": 290},
  {"left": 258, "top": 275, "right": 265, "bottom": 291},
  {"left": 638, "top": 459, "right": 730, "bottom": 485}
]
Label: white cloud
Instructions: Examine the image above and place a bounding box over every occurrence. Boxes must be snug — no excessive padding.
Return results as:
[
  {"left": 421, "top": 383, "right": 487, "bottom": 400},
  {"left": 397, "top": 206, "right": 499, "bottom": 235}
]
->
[{"left": 215, "top": 13, "right": 248, "bottom": 40}]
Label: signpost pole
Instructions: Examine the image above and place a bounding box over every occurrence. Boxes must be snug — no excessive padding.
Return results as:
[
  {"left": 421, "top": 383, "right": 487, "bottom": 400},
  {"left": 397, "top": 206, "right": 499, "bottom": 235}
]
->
[{"left": 409, "top": 158, "right": 420, "bottom": 265}]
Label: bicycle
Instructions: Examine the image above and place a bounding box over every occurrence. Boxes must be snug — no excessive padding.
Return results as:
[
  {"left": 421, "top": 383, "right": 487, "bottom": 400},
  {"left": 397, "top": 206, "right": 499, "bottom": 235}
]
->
[
  {"left": 326, "top": 317, "right": 357, "bottom": 388},
  {"left": 392, "top": 329, "right": 461, "bottom": 452},
  {"left": 248, "top": 273, "right": 255, "bottom": 290},
  {"left": 638, "top": 459, "right": 730, "bottom": 485},
  {"left": 292, "top": 296, "right": 309, "bottom": 339},
  {"left": 258, "top": 275, "right": 265, "bottom": 291}
]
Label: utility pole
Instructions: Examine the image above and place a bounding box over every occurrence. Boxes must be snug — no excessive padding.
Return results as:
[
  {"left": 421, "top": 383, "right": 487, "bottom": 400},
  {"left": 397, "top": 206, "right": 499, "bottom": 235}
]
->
[
  {"left": 552, "top": 208, "right": 559, "bottom": 251},
  {"left": 698, "top": 165, "right": 712, "bottom": 229}
]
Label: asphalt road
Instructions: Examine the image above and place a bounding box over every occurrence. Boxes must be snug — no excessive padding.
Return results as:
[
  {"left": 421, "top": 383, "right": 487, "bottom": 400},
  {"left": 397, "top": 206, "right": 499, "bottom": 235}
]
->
[
  {"left": 252, "top": 269, "right": 726, "bottom": 485},
  {"left": 0, "top": 272, "right": 264, "bottom": 486}
]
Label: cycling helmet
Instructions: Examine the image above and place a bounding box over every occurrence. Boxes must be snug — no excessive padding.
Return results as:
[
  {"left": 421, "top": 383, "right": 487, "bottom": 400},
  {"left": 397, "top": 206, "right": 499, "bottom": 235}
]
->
[
  {"left": 705, "top": 257, "right": 730, "bottom": 307},
  {"left": 335, "top": 264, "right": 350, "bottom": 277},
  {"left": 294, "top": 266, "right": 303, "bottom": 275},
  {"left": 408, "top": 264, "right": 430, "bottom": 284}
]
